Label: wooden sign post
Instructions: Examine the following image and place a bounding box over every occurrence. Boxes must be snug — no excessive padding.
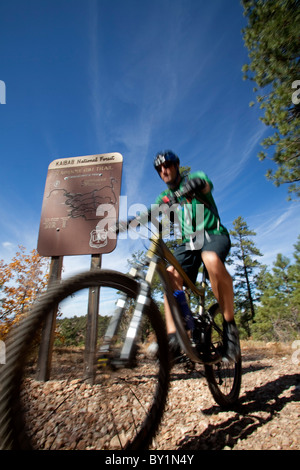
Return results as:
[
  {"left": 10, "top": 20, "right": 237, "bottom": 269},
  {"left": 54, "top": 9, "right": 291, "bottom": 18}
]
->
[
  {"left": 37, "top": 153, "right": 123, "bottom": 383},
  {"left": 83, "top": 254, "right": 102, "bottom": 383},
  {"left": 36, "top": 256, "right": 63, "bottom": 382}
]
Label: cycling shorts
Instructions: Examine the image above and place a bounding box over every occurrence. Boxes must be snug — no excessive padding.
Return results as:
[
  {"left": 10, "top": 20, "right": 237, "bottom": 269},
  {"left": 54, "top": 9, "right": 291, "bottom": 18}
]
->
[{"left": 172, "top": 232, "right": 231, "bottom": 284}]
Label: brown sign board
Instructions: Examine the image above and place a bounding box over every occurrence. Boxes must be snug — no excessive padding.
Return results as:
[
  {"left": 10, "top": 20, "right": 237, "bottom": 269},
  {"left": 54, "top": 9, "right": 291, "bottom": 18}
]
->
[{"left": 37, "top": 153, "right": 123, "bottom": 256}]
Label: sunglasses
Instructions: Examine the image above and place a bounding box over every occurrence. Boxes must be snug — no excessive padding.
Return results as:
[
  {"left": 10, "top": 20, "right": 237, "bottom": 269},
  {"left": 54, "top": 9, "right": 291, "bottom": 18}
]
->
[{"left": 157, "top": 161, "right": 174, "bottom": 172}]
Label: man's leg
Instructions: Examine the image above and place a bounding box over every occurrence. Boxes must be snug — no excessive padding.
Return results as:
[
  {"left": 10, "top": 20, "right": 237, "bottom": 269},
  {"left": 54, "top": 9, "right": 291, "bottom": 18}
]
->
[
  {"left": 162, "top": 266, "right": 185, "bottom": 362},
  {"left": 201, "top": 251, "right": 240, "bottom": 361},
  {"left": 164, "top": 265, "right": 183, "bottom": 334},
  {"left": 200, "top": 251, "right": 234, "bottom": 322}
]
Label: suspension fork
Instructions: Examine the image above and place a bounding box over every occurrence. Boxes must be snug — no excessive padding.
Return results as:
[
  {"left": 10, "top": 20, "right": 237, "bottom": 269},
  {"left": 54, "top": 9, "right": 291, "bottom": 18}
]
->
[
  {"left": 98, "top": 278, "right": 152, "bottom": 365},
  {"left": 98, "top": 291, "right": 128, "bottom": 356},
  {"left": 120, "top": 280, "right": 152, "bottom": 361}
]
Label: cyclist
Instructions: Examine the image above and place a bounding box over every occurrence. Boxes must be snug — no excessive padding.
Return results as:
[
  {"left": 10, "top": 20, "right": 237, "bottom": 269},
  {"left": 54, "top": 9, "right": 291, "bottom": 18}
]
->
[{"left": 153, "top": 150, "right": 240, "bottom": 362}]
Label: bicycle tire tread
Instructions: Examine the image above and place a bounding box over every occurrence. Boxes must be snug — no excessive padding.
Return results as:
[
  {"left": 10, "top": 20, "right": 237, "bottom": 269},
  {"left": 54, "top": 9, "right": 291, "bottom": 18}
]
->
[{"left": 0, "top": 269, "right": 170, "bottom": 450}]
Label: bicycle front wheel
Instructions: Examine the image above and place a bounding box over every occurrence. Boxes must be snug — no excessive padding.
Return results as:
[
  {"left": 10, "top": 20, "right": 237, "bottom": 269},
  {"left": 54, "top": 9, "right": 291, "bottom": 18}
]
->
[
  {"left": 0, "top": 270, "right": 170, "bottom": 450},
  {"left": 204, "top": 303, "right": 242, "bottom": 408}
]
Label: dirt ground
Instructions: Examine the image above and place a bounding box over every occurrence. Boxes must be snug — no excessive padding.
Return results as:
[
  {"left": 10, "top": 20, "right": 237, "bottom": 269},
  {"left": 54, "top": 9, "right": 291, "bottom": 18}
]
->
[
  {"left": 17, "top": 340, "right": 300, "bottom": 451},
  {"left": 150, "top": 341, "right": 300, "bottom": 450}
]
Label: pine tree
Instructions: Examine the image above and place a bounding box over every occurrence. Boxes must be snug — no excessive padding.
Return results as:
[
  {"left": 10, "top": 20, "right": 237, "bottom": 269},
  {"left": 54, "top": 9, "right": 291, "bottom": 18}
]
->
[
  {"left": 242, "top": 0, "right": 300, "bottom": 199},
  {"left": 229, "top": 216, "right": 263, "bottom": 337},
  {"left": 289, "top": 235, "right": 300, "bottom": 332},
  {"left": 253, "top": 237, "right": 300, "bottom": 341}
]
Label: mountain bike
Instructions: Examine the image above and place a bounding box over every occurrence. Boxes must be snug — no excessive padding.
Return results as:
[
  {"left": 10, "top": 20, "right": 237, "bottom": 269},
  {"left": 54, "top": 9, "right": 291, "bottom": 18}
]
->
[{"left": 0, "top": 206, "right": 241, "bottom": 451}]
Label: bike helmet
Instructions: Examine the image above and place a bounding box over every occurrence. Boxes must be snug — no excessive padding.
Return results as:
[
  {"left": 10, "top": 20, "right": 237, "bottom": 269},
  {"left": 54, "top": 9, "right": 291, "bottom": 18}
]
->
[{"left": 153, "top": 150, "right": 180, "bottom": 173}]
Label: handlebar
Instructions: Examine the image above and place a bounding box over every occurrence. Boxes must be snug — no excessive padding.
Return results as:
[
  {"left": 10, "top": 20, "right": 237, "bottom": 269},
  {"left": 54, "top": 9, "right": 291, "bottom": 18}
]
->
[{"left": 113, "top": 178, "right": 207, "bottom": 235}]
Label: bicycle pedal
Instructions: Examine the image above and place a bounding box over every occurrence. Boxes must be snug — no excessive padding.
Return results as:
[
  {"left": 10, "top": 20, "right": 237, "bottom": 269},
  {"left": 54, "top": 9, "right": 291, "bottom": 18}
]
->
[
  {"left": 97, "top": 355, "right": 125, "bottom": 371},
  {"left": 97, "top": 357, "right": 109, "bottom": 368},
  {"left": 97, "top": 354, "right": 115, "bottom": 370},
  {"left": 183, "top": 358, "right": 195, "bottom": 374}
]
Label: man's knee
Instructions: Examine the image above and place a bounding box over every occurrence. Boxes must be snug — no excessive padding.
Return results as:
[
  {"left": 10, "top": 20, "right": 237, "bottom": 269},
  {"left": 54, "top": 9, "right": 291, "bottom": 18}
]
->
[
  {"left": 202, "top": 251, "right": 224, "bottom": 276},
  {"left": 203, "top": 251, "right": 232, "bottom": 283},
  {"left": 167, "top": 265, "right": 179, "bottom": 280},
  {"left": 166, "top": 265, "right": 183, "bottom": 288},
  {"left": 167, "top": 265, "right": 176, "bottom": 275}
]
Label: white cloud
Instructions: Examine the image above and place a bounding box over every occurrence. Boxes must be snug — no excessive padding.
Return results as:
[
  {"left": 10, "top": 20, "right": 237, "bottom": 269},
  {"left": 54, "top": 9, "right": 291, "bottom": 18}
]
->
[
  {"left": 213, "top": 124, "right": 267, "bottom": 194},
  {"left": 248, "top": 203, "right": 300, "bottom": 267},
  {"left": 86, "top": 1, "right": 229, "bottom": 208},
  {"left": 2, "top": 241, "right": 13, "bottom": 248},
  {"left": 0, "top": 200, "right": 40, "bottom": 262}
]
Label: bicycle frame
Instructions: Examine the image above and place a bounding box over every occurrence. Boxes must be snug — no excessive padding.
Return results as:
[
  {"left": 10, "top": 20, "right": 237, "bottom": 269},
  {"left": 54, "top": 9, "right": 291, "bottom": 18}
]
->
[
  {"left": 143, "top": 233, "right": 207, "bottom": 363},
  {"left": 99, "top": 229, "right": 217, "bottom": 366}
]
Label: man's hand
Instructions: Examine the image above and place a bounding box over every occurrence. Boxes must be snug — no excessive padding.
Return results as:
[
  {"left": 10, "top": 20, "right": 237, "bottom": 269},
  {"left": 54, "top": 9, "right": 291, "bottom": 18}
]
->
[
  {"left": 161, "top": 177, "right": 208, "bottom": 207},
  {"left": 162, "top": 194, "right": 178, "bottom": 206},
  {"left": 175, "top": 178, "right": 207, "bottom": 198}
]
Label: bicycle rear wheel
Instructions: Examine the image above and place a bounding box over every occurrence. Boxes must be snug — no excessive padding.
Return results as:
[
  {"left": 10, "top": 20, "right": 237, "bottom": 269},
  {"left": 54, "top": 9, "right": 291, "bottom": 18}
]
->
[
  {"left": 204, "top": 303, "right": 242, "bottom": 408},
  {"left": 0, "top": 270, "right": 170, "bottom": 450}
]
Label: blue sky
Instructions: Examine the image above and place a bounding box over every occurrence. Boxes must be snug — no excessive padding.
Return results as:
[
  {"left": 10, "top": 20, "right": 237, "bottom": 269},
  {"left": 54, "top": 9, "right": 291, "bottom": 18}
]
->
[{"left": 0, "top": 0, "right": 299, "bottom": 281}]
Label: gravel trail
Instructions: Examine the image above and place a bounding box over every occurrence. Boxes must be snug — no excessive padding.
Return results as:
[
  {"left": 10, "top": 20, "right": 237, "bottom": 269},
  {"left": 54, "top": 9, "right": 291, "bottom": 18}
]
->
[
  {"left": 15, "top": 341, "right": 300, "bottom": 450},
  {"left": 150, "top": 342, "right": 300, "bottom": 450}
]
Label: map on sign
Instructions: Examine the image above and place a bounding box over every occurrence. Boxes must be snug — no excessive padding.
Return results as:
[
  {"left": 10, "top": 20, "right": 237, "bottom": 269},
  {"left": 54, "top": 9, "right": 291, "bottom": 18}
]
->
[{"left": 37, "top": 153, "right": 123, "bottom": 256}]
